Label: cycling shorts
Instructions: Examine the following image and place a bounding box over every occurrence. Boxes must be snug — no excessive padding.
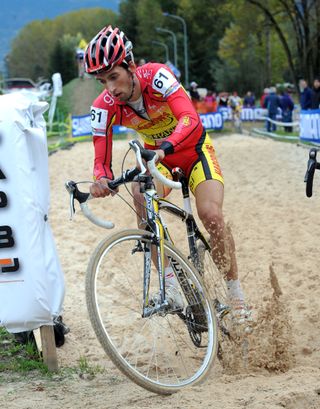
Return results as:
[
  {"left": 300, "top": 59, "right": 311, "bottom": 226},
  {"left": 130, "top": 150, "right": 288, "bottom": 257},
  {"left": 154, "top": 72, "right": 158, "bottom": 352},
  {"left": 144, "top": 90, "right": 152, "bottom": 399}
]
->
[{"left": 149, "top": 133, "right": 224, "bottom": 196}]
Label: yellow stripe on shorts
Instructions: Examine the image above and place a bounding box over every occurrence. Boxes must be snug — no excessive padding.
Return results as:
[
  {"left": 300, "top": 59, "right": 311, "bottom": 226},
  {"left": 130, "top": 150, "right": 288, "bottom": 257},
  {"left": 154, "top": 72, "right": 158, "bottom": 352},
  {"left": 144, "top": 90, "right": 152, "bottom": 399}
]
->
[{"left": 189, "top": 133, "right": 224, "bottom": 194}]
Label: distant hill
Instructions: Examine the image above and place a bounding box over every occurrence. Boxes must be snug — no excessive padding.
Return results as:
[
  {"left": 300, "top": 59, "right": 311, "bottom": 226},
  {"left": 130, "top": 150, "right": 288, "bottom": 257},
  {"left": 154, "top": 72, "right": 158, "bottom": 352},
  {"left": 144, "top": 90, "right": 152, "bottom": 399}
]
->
[{"left": 0, "top": 0, "right": 119, "bottom": 73}]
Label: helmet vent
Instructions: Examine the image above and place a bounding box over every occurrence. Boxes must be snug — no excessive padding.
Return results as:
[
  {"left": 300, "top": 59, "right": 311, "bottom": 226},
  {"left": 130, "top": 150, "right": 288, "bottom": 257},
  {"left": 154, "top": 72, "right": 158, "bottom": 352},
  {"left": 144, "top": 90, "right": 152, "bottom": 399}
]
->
[
  {"left": 101, "top": 37, "right": 107, "bottom": 47},
  {"left": 109, "top": 45, "right": 115, "bottom": 60},
  {"left": 98, "top": 49, "right": 105, "bottom": 65},
  {"left": 115, "top": 47, "right": 124, "bottom": 63}
]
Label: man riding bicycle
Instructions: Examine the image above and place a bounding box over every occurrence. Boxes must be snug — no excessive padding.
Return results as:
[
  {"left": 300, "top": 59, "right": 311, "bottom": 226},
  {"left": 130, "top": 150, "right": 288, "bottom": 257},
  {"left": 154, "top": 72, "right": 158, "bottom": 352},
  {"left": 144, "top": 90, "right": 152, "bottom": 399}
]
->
[
  {"left": 84, "top": 25, "right": 250, "bottom": 321},
  {"left": 228, "top": 92, "right": 242, "bottom": 127}
]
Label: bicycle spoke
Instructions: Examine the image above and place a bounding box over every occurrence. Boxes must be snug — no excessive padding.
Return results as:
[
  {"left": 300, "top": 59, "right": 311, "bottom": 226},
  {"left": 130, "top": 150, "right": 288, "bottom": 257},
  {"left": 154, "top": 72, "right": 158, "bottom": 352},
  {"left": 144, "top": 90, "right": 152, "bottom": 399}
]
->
[{"left": 86, "top": 231, "right": 217, "bottom": 393}]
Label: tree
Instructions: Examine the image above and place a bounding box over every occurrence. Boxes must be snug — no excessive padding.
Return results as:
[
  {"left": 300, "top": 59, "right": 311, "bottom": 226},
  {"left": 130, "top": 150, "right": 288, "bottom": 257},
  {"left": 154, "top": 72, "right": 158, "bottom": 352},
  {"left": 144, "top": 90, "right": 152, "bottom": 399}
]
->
[
  {"left": 50, "top": 34, "right": 80, "bottom": 84},
  {"left": 216, "top": 1, "right": 288, "bottom": 95},
  {"left": 7, "top": 8, "right": 117, "bottom": 81},
  {"left": 174, "top": 0, "right": 231, "bottom": 88},
  {"left": 118, "top": 0, "right": 232, "bottom": 87},
  {"left": 7, "top": 20, "right": 52, "bottom": 80},
  {"left": 245, "top": 0, "right": 320, "bottom": 90},
  {"left": 135, "top": 0, "right": 165, "bottom": 62}
]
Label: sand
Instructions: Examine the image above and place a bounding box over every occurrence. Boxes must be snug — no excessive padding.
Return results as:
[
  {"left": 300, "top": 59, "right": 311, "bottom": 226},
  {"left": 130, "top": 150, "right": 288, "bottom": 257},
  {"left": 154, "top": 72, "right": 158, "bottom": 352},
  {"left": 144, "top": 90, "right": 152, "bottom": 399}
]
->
[{"left": 1, "top": 133, "right": 320, "bottom": 409}]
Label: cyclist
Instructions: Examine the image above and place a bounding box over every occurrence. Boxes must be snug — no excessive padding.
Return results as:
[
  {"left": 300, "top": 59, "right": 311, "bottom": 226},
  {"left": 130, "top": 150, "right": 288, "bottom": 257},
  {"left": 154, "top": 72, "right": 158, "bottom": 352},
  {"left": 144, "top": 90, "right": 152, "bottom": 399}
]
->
[
  {"left": 85, "top": 25, "right": 250, "bottom": 321},
  {"left": 228, "top": 91, "right": 242, "bottom": 131}
]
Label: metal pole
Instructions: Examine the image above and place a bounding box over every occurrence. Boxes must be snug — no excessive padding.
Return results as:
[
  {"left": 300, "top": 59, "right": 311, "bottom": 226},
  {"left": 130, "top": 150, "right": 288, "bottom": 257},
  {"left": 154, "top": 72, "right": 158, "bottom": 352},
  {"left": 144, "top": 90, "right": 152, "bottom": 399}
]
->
[
  {"left": 163, "top": 12, "right": 189, "bottom": 88},
  {"left": 155, "top": 27, "right": 178, "bottom": 68},
  {"left": 151, "top": 40, "right": 169, "bottom": 62}
]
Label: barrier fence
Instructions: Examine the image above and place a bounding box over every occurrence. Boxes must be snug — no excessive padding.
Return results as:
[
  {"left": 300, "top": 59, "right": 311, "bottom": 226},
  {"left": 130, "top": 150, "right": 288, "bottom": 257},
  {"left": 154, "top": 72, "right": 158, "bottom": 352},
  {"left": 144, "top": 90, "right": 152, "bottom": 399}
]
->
[
  {"left": 51, "top": 107, "right": 320, "bottom": 146},
  {"left": 300, "top": 110, "right": 320, "bottom": 144}
]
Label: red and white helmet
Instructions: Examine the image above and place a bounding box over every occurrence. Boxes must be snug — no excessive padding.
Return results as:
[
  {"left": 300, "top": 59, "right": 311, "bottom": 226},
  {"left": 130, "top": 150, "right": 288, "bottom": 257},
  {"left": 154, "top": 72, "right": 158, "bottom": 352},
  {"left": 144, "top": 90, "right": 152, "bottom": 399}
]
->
[{"left": 85, "top": 25, "right": 133, "bottom": 74}]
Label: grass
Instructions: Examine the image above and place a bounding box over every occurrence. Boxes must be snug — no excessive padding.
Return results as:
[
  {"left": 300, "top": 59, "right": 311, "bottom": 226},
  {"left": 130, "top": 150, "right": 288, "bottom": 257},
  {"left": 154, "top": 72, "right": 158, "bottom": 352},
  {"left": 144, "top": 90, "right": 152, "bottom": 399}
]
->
[
  {"left": 0, "top": 327, "right": 48, "bottom": 376},
  {"left": 0, "top": 327, "right": 105, "bottom": 383}
]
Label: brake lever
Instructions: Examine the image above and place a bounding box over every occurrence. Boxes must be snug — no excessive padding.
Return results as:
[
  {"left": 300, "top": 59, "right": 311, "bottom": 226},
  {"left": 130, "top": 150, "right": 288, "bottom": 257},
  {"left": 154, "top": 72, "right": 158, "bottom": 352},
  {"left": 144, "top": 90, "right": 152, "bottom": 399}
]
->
[{"left": 65, "top": 181, "right": 76, "bottom": 220}]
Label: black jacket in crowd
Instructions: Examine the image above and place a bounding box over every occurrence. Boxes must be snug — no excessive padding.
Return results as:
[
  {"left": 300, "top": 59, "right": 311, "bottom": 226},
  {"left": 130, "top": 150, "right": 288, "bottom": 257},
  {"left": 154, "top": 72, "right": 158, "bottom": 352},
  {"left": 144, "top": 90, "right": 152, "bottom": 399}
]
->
[{"left": 311, "top": 87, "right": 320, "bottom": 109}]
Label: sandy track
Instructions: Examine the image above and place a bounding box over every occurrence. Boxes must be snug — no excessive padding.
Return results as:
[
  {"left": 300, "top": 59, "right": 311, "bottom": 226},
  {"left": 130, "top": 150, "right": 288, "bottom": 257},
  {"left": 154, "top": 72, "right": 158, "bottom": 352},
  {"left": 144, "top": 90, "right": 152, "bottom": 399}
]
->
[{"left": 1, "top": 133, "right": 320, "bottom": 409}]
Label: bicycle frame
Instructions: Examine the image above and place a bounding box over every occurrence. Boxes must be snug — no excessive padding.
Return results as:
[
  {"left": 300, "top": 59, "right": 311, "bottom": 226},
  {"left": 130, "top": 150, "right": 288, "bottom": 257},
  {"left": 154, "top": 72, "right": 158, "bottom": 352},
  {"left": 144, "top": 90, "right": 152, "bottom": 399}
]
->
[
  {"left": 138, "top": 175, "right": 168, "bottom": 317},
  {"left": 138, "top": 172, "right": 211, "bottom": 319}
]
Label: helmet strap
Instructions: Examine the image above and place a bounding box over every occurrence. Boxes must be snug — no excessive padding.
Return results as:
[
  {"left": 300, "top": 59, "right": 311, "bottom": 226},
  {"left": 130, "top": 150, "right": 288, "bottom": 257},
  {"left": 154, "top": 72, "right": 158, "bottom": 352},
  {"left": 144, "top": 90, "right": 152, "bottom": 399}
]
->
[{"left": 126, "top": 71, "right": 136, "bottom": 102}]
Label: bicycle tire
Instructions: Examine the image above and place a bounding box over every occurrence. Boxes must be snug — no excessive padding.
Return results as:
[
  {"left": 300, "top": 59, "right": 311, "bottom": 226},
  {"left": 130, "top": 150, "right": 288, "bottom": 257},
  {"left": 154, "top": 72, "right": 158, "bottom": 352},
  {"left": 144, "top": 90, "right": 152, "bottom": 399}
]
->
[
  {"left": 86, "top": 229, "right": 218, "bottom": 395},
  {"left": 196, "top": 242, "right": 240, "bottom": 364},
  {"left": 306, "top": 160, "right": 315, "bottom": 198}
]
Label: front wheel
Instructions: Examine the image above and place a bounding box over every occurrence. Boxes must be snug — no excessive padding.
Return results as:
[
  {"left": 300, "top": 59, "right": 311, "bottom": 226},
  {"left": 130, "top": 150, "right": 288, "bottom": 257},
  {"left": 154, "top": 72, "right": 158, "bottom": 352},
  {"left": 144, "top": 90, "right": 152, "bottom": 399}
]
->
[{"left": 86, "top": 229, "right": 218, "bottom": 395}]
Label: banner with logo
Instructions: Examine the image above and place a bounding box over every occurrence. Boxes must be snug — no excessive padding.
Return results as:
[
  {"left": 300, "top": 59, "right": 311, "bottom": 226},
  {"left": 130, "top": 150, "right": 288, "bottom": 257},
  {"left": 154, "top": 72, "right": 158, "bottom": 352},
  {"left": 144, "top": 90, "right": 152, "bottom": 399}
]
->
[
  {"left": 218, "top": 107, "right": 280, "bottom": 121},
  {"left": 72, "top": 111, "right": 224, "bottom": 138},
  {"left": 199, "top": 112, "right": 223, "bottom": 130},
  {"left": 0, "top": 93, "right": 65, "bottom": 332},
  {"left": 300, "top": 109, "right": 320, "bottom": 143}
]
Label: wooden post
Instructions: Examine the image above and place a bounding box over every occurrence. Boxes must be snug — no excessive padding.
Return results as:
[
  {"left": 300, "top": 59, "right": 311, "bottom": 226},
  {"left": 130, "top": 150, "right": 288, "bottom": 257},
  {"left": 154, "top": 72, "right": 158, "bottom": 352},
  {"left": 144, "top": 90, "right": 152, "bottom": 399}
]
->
[{"left": 36, "top": 325, "right": 58, "bottom": 371}]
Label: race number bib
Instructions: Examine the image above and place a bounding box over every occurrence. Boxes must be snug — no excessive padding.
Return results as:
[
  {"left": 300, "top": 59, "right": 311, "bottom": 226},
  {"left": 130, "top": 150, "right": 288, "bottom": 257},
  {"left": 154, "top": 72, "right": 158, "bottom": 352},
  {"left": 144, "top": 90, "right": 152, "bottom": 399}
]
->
[
  {"left": 91, "top": 107, "right": 108, "bottom": 136},
  {"left": 152, "top": 68, "right": 180, "bottom": 97}
]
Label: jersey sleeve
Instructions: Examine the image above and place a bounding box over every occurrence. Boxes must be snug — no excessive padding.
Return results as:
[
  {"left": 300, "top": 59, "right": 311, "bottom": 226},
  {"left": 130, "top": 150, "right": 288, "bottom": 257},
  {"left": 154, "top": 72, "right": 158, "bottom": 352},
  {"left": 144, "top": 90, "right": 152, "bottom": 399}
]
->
[
  {"left": 159, "top": 86, "right": 203, "bottom": 155},
  {"left": 91, "top": 92, "right": 116, "bottom": 180},
  {"left": 148, "top": 64, "right": 203, "bottom": 155}
]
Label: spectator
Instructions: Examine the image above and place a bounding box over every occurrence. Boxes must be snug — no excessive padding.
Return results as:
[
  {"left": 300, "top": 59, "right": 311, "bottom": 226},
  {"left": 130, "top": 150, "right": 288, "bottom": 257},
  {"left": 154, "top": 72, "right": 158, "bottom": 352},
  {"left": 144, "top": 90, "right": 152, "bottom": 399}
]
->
[
  {"left": 263, "top": 86, "right": 281, "bottom": 132},
  {"left": 75, "top": 48, "right": 85, "bottom": 79},
  {"left": 260, "top": 88, "right": 270, "bottom": 108},
  {"left": 229, "top": 91, "right": 242, "bottom": 110},
  {"left": 311, "top": 77, "right": 320, "bottom": 109},
  {"left": 299, "top": 78, "right": 312, "bottom": 110},
  {"left": 243, "top": 91, "right": 255, "bottom": 108},
  {"left": 203, "top": 90, "right": 217, "bottom": 112},
  {"left": 218, "top": 92, "right": 229, "bottom": 108},
  {"left": 138, "top": 58, "right": 146, "bottom": 66},
  {"left": 279, "top": 88, "right": 294, "bottom": 132},
  {"left": 189, "top": 81, "right": 201, "bottom": 111}
]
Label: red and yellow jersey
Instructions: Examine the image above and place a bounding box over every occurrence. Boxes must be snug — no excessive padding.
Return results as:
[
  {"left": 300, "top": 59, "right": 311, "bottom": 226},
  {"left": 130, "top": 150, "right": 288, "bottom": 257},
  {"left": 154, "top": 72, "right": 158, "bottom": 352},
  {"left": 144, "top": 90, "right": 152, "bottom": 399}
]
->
[{"left": 90, "top": 63, "right": 204, "bottom": 180}]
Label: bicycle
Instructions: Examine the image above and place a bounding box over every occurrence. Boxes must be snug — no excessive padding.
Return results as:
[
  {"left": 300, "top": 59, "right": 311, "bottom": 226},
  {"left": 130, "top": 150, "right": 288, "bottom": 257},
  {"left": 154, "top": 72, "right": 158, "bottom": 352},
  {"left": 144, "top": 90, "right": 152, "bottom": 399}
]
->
[
  {"left": 65, "top": 139, "right": 236, "bottom": 394},
  {"left": 305, "top": 148, "right": 320, "bottom": 197},
  {"left": 231, "top": 106, "right": 243, "bottom": 134}
]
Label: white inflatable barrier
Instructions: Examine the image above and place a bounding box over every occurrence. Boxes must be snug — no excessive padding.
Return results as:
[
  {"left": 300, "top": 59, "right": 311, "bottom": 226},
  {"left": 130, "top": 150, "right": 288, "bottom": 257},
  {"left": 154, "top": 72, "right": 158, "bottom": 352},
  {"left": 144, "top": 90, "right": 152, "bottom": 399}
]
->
[{"left": 0, "top": 93, "right": 65, "bottom": 333}]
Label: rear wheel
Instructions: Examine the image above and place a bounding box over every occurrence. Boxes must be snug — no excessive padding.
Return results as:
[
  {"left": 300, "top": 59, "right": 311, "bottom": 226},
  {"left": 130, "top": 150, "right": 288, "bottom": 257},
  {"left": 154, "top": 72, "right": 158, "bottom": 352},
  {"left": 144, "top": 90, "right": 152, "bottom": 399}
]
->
[
  {"left": 196, "top": 242, "right": 248, "bottom": 370},
  {"left": 86, "top": 229, "right": 218, "bottom": 394},
  {"left": 198, "top": 242, "right": 232, "bottom": 352}
]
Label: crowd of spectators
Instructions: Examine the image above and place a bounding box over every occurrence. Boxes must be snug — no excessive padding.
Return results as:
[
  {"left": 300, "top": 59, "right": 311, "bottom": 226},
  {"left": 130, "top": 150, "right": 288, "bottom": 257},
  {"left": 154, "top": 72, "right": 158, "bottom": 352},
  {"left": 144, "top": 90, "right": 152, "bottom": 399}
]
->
[
  {"left": 187, "top": 83, "right": 262, "bottom": 114},
  {"left": 188, "top": 77, "right": 320, "bottom": 133}
]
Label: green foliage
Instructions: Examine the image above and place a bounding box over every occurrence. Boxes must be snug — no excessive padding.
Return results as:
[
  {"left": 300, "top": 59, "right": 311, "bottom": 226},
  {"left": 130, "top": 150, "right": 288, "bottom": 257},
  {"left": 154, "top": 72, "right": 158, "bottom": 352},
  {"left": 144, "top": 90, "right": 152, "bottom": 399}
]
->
[
  {"left": 7, "top": 8, "right": 118, "bottom": 81},
  {"left": 50, "top": 34, "right": 79, "bottom": 84},
  {"left": 7, "top": 20, "right": 53, "bottom": 80},
  {"left": 244, "top": 0, "right": 320, "bottom": 88},
  {"left": 0, "top": 327, "right": 48, "bottom": 375},
  {"left": 136, "top": 0, "right": 165, "bottom": 62},
  {"left": 6, "top": 0, "right": 319, "bottom": 96},
  {"left": 0, "top": 327, "right": 107, "bottom": 383},
  {"left": 118, "top": 0, "right": 231, "bottom": 87},
  {"left": 77, "top": 356, "right": 104, "bottom": 377},
  {"left": 215, "top": 0, "right": 288, "bottom": 95},
  {"left": 176, "top": 0, "right": 231, "bottom": 87}
]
